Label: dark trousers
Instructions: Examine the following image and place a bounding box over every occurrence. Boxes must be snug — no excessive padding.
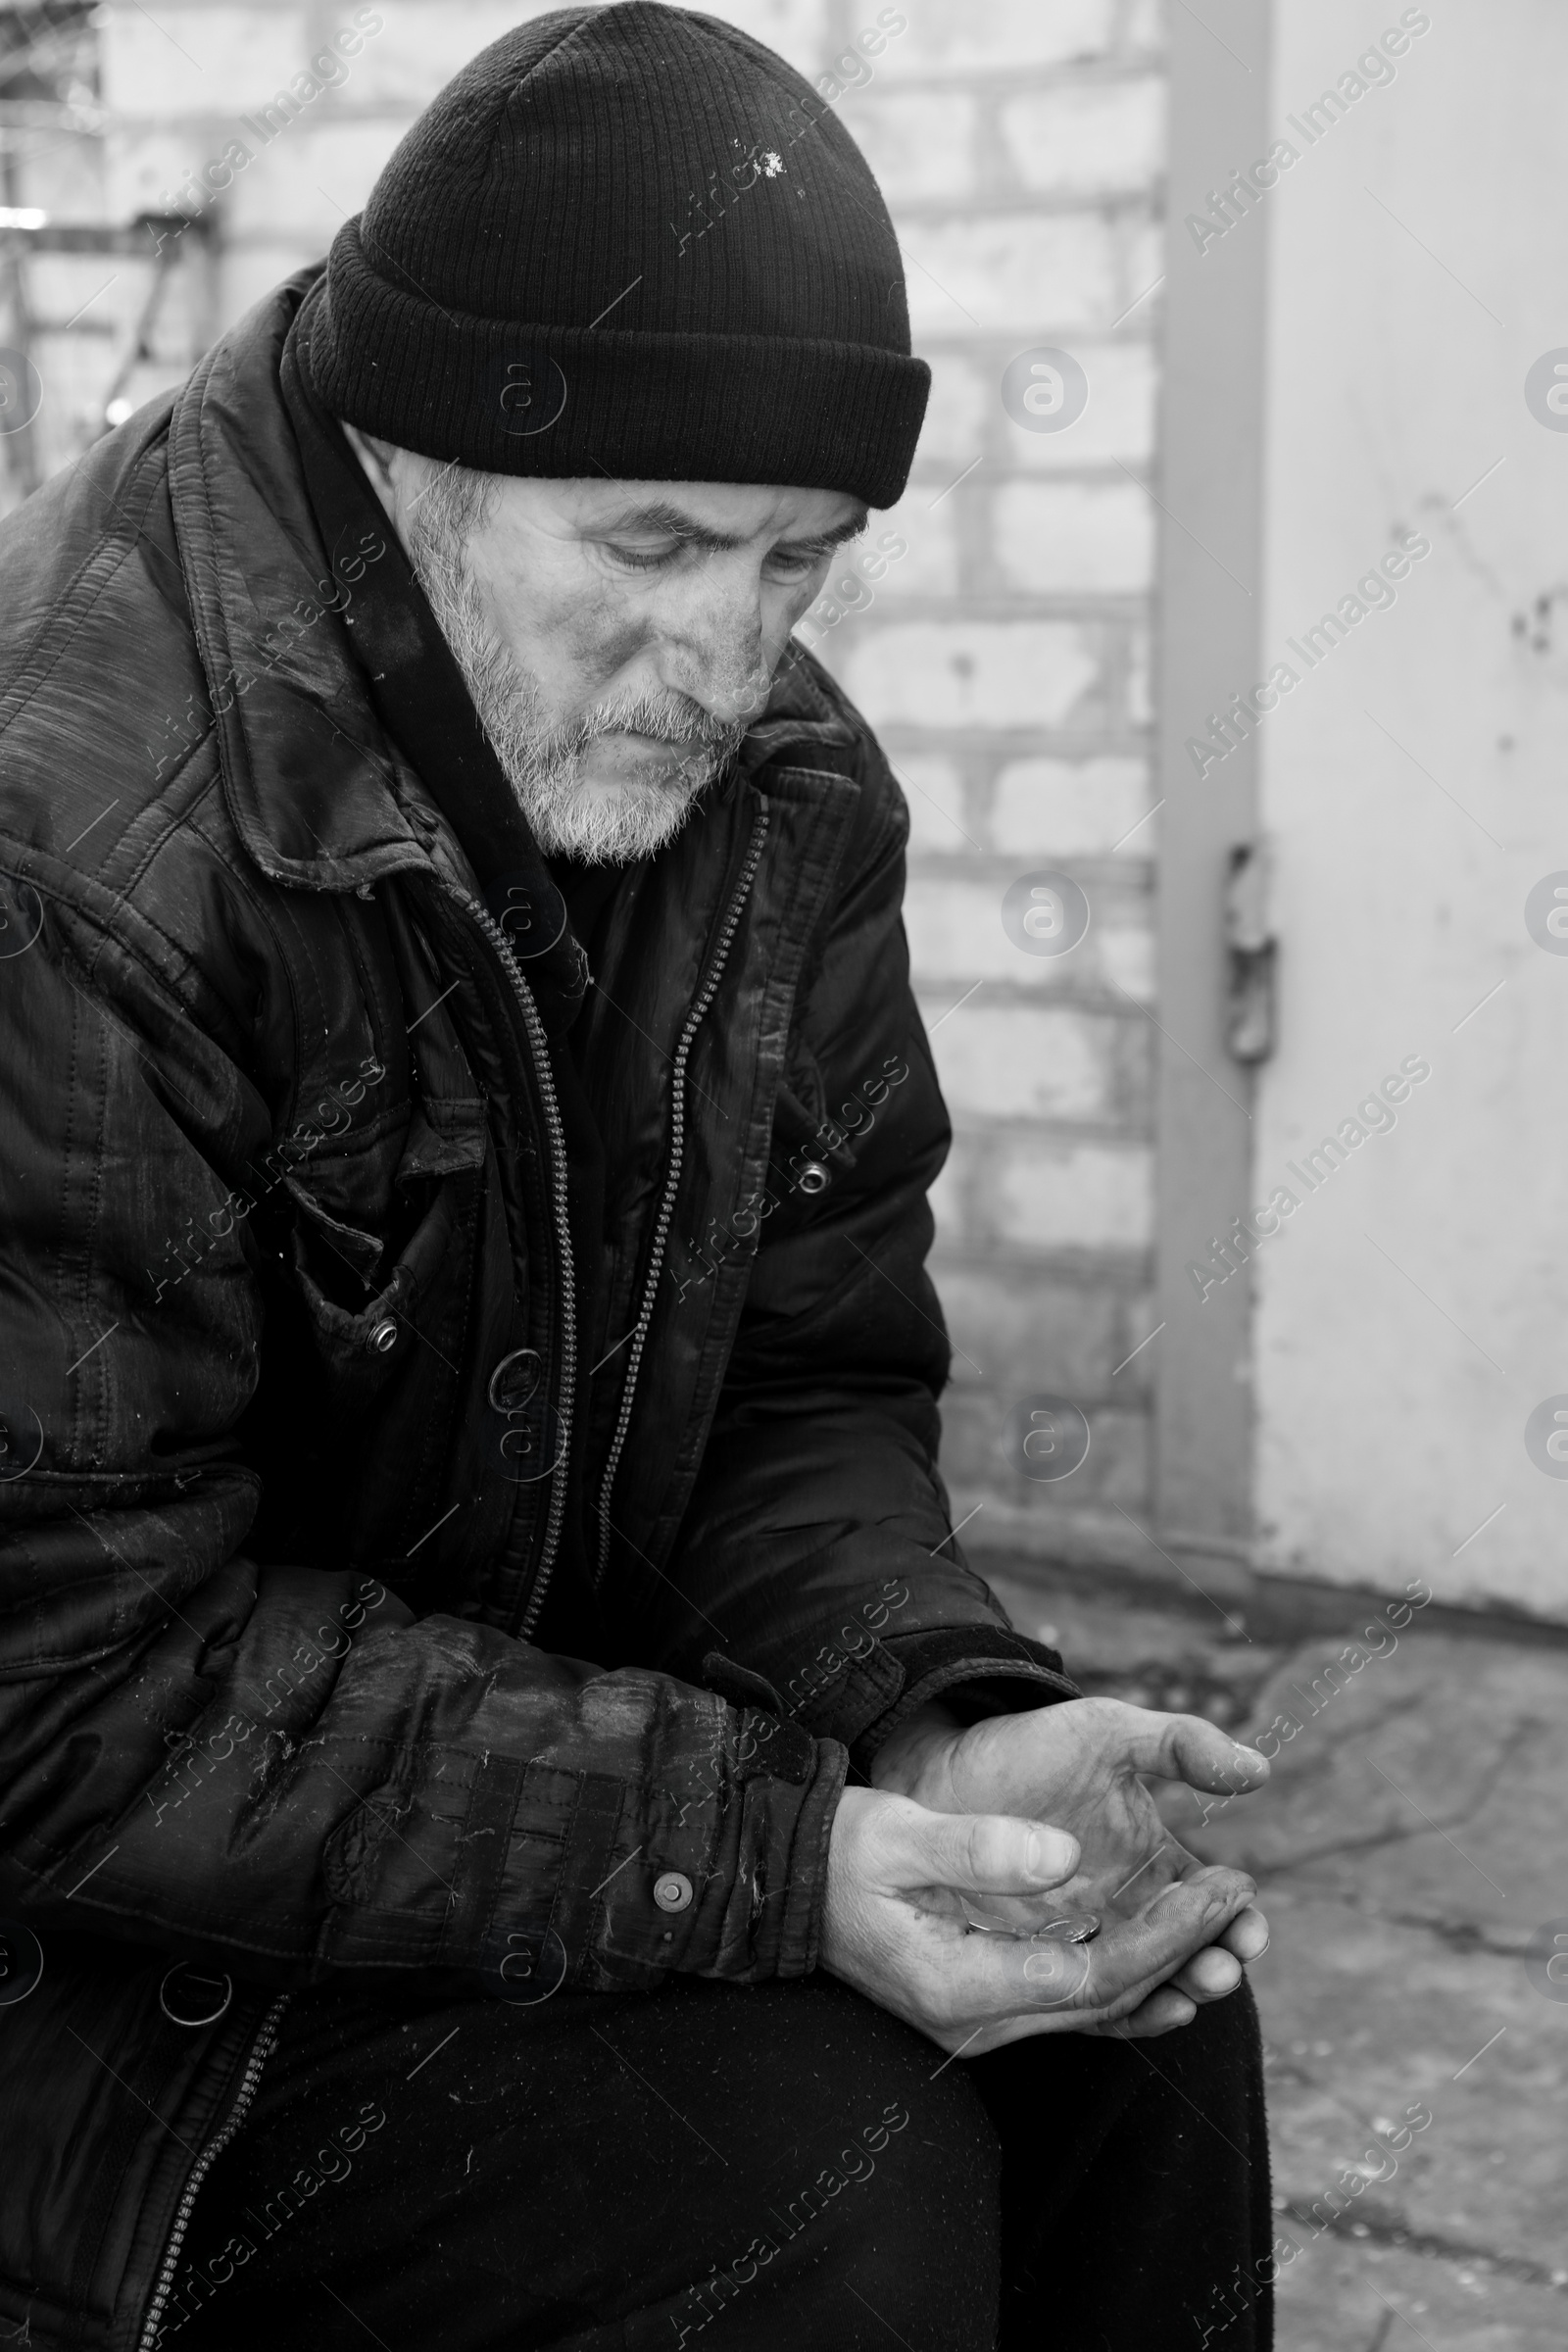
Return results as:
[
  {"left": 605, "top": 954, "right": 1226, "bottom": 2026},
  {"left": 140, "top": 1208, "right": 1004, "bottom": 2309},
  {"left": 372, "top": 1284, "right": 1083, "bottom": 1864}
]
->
[{"left": 167, "top": 1972, "right": 1272, "bottom": 2351}]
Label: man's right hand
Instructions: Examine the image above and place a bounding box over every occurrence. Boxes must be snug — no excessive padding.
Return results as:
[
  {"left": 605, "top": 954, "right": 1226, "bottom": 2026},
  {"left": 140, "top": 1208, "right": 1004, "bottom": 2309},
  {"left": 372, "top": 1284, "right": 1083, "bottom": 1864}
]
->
[{"left": 819, "top": 1785, "right": 1260, "bottom": 2055}]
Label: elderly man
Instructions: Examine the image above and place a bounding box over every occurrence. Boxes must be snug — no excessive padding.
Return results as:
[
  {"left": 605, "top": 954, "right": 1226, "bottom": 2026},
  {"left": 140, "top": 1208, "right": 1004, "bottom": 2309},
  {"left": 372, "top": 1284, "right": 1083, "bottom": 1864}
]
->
[{"left": 0, "top": 8, "right": 1274, "bottom": 2349}]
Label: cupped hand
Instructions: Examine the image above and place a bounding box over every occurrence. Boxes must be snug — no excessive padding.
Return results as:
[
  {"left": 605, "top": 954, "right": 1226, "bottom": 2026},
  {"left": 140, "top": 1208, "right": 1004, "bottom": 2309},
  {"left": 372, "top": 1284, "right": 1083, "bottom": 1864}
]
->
[
  {"left": 819, "top": 1783, "right": 1260, "bottom": 2054},
  {"left": 870, "top": 1695, "right": 1272, "bottom": 1995}
]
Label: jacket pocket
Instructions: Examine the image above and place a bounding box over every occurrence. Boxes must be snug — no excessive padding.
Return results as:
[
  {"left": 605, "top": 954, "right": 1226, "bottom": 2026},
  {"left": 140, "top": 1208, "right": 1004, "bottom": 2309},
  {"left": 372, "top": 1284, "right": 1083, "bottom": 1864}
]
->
[
  {"left": 284, "top": 1099, "right": 488, "bottom": 1416},
  {"left": 288, "top": 1176, "right": 466, "bottom": 1404}
]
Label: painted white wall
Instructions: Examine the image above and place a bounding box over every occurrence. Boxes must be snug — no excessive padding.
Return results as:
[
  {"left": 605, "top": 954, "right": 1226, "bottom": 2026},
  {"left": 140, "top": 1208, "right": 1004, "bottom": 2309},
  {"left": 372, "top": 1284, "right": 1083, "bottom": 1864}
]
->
[{"left": 1251, "top": 0, "right": 1568, "bottom": 1619}]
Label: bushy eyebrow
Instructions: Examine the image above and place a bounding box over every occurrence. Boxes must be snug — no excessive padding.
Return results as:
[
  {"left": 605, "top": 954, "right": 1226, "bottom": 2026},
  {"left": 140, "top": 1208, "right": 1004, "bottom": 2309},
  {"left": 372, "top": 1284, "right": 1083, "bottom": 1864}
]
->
[{"left": 590, "top": 498, "right": 868, "bottom": 558}]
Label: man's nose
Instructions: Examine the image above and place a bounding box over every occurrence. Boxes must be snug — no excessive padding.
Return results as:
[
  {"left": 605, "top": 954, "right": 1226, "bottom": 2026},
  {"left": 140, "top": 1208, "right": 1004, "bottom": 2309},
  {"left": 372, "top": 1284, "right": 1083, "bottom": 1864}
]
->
[{"left": 659, "top": 596, "right": 773, "bottom": 727}]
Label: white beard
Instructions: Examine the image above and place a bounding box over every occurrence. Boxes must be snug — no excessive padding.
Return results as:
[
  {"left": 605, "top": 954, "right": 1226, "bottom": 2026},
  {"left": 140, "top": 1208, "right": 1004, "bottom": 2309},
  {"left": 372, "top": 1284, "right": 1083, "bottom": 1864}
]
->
[{"left": 404, "top": 487, "right": 747, "bottom": 866}]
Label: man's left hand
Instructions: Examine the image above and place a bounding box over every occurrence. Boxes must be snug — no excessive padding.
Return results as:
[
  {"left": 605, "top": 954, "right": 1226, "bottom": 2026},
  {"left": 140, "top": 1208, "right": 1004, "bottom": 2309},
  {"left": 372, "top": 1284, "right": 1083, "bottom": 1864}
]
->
[{"left": 870, "top": 1695, "right": 1271, "bottom": 2021}]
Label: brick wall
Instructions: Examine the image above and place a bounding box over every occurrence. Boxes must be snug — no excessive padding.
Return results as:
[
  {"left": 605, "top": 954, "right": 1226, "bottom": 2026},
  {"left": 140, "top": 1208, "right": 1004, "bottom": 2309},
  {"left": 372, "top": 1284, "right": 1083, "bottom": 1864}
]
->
[
  {"left": 89, "top": 0, "right": 1168, "bottom": 1590},
  {"left": 819, "top": 0, "right": 1167, "bottom": 1587}
]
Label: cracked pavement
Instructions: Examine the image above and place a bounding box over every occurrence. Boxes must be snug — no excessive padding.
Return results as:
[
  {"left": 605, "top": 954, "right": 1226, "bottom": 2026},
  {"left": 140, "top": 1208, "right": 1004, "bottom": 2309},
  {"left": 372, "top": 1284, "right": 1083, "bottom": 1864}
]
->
[{"left": 988, "top": 1565, "right": 1568, "bottom": 2349}]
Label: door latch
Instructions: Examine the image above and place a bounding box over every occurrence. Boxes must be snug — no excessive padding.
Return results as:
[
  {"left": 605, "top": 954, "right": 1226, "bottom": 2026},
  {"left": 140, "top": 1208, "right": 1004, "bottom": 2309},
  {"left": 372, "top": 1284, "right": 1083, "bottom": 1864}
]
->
[{"left": 1225, "top": 841, "right": 1276, "bottom": 1063}]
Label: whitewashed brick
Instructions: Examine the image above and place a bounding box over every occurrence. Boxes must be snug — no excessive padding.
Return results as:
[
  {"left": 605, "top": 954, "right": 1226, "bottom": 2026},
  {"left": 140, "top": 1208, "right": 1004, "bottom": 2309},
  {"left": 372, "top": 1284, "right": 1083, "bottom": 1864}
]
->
[
  {"left": 228, "top": 117, "right": 404, "bottom": 235},
  {"left": 967, "top": 1406, "right": 1147, "bottom": 1507},
  {"left": 995, "top": 1141, "right": 1152, "bottom": 1249},
  {"left": 835, "top": 89, "right": 976, "bottom": 203},
  {"left": 874, "top": 0, "right": 1116, "bottom": 76},
  {"left": 1095, "top": 921, "right": 1155, "bottom": 1002},
  {"left": 909, "top": 879, "right": 1015, "bottom": 982},
  {"left": 867, "top": 492, "right": 957, "bottom": 595},
  {"left": 841, "top": 621, "right": 1100, "bottom": 730},
  {"left": 902, "top": 215, "right": 1119, "bottom": 336},
  {"left": 1004, "top": 341, "right": 1155, "bottom": 471},
  {"left": 993, "top": 480, "right": 1153, "bottom": 595},
  {"left": 1002, "top": 79, "right": 1164, "bottom": 195},
  {"left": 1120, "top": 216, "right": 1165, "bottom": 315},
  {"left": 937, "top": 1271, "right": 1118, "bottom": 1392},
  {"left": 910, "top": 351, "right": 989, "bottom": 471},
  {"left": 892, "top": 755, "right": 974, "bottom": 855},
  {"left": 990, "top": 757, "right": 1152, "bottom": 857},
  {"left": 908, "top": 876, "right": 1088, "bottom": 984},
  {"left": 932, "top": 1004, "right": 1110, "bottom": 1120},
  {"left": 797, "top": 504, "right": 953, "bottom": 685},
  {"left": 104, "top": 4, "right": 310, "bottom": 118}
]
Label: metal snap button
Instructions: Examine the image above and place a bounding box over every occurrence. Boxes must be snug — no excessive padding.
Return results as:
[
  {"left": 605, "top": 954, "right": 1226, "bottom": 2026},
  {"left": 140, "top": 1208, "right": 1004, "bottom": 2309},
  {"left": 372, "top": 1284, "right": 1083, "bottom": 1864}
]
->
[
  {"left": 653, "top": 1872, "right": 694, "bottom": 1913},
  {"left": 369, "top": 1318, "right": 398, "bottom": 1352},
  {"left": 488, "top": 1348, "right": 542, "bottom": 1414},
  {"left": 160, "top": 1964, "right": 233, "bottom": 2027},
  {"left": 796, "top": 1162, "right": 830, "bottom": 1195}
]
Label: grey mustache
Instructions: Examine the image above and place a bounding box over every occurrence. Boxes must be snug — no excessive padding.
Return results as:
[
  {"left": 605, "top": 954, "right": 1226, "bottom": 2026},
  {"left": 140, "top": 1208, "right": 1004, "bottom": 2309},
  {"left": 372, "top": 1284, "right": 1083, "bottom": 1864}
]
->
[{"left": 588, "top": 704, "right": 739, "bottom": 748}]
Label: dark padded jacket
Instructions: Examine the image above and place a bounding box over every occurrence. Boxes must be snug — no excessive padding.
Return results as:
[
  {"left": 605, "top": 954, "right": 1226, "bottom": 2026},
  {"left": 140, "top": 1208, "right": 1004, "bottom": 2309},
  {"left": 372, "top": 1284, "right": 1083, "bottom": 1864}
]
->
[{"left": 0, "top": 277, "right": 1073, "bottom": 2350}]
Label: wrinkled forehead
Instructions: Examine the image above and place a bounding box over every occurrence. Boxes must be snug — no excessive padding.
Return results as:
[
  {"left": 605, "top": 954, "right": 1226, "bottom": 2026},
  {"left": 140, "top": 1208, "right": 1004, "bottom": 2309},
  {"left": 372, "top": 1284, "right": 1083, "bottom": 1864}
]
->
[{"left": 480, "top": 473, "right": 869, "bottom": 553}]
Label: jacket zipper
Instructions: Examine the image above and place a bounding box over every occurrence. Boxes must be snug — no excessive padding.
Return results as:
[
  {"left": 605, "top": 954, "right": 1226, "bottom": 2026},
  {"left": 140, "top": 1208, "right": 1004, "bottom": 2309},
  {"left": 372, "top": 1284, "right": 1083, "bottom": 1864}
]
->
[
  {"left": 595, "top": 800, "right": 770, "bottom": 1588},
  {"left": 130, "top": 801, "right": 763, "bottom": 2350},
  {"left": 135, "top": 1991, "right": 289, "bottom": 2352},
  {"left": 443, "top": 886, "right": 579, "bottom": 1642}
]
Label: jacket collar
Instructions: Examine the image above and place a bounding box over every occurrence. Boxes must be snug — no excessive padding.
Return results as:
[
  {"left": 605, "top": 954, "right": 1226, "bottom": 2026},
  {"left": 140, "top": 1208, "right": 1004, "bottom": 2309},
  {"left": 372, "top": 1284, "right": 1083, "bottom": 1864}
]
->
[{"left": 167, "top": 270, "right": 426, "bottom": 890}]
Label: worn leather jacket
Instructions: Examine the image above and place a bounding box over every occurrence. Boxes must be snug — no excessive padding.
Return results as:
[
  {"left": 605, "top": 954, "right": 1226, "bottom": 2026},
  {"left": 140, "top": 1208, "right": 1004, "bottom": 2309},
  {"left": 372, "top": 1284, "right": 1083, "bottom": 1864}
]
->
[{"left": 0, "top": 275, "right": 1071, "bottom": 2349}]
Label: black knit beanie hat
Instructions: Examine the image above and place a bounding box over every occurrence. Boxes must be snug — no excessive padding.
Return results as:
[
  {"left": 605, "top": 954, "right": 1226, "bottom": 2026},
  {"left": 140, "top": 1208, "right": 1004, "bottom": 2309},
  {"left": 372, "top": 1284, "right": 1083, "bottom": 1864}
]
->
[{"left": 306, "top": 2, "right": 929, "bottom": 509}]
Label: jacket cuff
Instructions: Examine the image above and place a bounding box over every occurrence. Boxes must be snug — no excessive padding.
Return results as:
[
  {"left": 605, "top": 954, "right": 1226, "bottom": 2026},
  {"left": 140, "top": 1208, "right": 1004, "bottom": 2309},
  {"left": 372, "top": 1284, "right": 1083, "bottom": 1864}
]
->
[
  {"left": 770, "top": 1607, "right": 1081, "bottom": 1756},
  {"left": 547, "top": 1704, "right": 849, "bottom": 1990},
  {"left": 848, "top": 1628, "right": 1081, "bottom": 1777}
]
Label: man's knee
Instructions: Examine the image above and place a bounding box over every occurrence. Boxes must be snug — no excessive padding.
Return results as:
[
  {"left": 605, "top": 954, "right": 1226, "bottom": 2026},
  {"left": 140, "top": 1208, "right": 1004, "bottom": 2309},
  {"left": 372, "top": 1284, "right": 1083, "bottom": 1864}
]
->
[
  {"left": 1161, "top": 1978, "right": 1265, "bottom": 2109},
  {"left": 674, "top": 1980, "right": 1004, "bottom": 2348}
]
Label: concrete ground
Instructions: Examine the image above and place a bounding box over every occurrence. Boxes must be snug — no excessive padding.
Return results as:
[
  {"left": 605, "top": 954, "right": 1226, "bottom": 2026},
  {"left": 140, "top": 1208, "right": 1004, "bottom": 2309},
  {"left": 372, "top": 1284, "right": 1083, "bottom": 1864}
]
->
[{"left": 984, "top": 1561, "right": 1568, "bottom": 2351}]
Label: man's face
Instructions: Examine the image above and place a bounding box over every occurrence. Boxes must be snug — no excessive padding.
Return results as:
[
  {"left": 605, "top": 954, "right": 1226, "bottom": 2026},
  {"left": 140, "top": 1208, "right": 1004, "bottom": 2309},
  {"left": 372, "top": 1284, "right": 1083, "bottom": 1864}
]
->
[{"left": 352, "top": 438, "right": 866, "bottom": 862}]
